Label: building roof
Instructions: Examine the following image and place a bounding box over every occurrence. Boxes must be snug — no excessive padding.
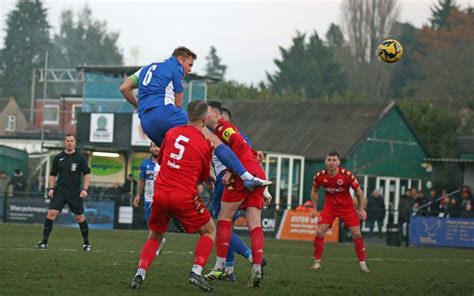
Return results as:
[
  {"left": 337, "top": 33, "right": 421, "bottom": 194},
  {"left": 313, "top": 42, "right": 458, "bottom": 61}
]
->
[
  {"left": 0, "top": 97, "right": 12, "bottom": 111},
  {"left": 222, "top": 100, "right": 395, "bottom": 160},
  {"left": 76, "top": 65, "right": 221, "bottom": 82}
]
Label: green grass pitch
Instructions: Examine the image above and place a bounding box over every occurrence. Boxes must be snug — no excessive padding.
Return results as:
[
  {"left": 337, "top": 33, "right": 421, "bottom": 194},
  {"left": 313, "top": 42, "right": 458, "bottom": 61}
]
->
[{"left": 1, "top": 223, "right": 473, "bottom": 295}]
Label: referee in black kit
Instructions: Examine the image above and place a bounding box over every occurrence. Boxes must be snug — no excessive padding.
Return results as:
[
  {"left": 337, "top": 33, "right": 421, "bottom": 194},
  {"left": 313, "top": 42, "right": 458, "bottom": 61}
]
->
[{"left": 37, "top": 134, "right": 92, "bottom": 251}]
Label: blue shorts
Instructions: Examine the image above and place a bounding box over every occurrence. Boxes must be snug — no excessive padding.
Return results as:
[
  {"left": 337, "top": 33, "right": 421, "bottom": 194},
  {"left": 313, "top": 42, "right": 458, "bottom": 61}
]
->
[
  {"left": 211, "top": 171, "right": 240, "bottom": 221},
  {"left": 140, "top": 104, "right": 187, "bottom": 147},
  {"left": 144, "top": 201, "right": 152, "bottom": 223}
]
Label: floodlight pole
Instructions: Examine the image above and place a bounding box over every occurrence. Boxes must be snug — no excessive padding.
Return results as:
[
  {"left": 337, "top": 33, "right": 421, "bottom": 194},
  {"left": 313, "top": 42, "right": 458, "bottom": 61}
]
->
[{"left": 39, "top": 51, "right": 48, "bottom": 193}]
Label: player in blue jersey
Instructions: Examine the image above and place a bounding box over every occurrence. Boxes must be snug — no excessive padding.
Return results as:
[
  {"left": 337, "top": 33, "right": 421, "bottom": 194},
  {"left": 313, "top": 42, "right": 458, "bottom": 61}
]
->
[
  {"left": 133, "top": 142, "right": 161, "bottom": 222},
  {"left": 206, "top": 105, "right": 271, "bottom": 282},
  {"left": 120, "top": 47, "right": 271, "bottom": 191},
  {"left": 133, "top": 142, "right": 166, "bottom": 255}
]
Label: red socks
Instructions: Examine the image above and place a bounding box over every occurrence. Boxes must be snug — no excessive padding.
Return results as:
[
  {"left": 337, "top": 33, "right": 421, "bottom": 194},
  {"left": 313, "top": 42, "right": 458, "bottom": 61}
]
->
[
  {"left": 216, "top": 220, "right": 232, "bottom": 258},
  {"left": 193, "top": 235, "right": 214, "bottom": 267},
  {"left": 353, "top": 237, "right": 366, "bottom": 262},
  {"left": 250, "top": 227, "right": 265, "bottom": 265},
  {"left": 138, "top": 238, "right": 160, "bottom": 270},
  {"left": 313, "top": 236, "right": 324, "bottom": 260}
]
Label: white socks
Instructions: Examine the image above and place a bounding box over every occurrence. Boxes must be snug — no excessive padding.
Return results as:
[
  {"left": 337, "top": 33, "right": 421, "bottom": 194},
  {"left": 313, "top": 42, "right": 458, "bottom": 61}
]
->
[
  {"left": 240, "top": 172, "right": 254, "bottom": 181},
  {"left": 135, "top": 268, "right": 146, "bottom": 280},
  {"left": 191, "top": 264, "right": 203, "bottom": 275},
  {"left": 214, "top": 257, "right": 226, "bottom": 270}
]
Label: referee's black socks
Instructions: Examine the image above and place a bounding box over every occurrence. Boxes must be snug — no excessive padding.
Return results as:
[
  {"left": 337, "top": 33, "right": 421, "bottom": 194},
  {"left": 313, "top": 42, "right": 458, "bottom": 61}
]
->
[
  {"left": 42, "top": 218, "right": 54, "bottom": 243},
  {"left": 79, "top": 220, "right": 89, "bottom": 245}
]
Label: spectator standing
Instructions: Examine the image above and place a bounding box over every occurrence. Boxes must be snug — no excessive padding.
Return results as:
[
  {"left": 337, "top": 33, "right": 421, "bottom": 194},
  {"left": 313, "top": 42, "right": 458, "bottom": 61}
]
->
[
  {"left": 460, "top": 186, "right": 472, "bottom": 209},
  {"left": 460, "top": 201, "right": 474, "bottom": 218},
  {"left": 438, "top": 190, "right": 450, "bottom": 217},
  {"left": 366, "top": 190, "right": 386, "bottom": 239},
  {"left": 8, "top": 169, "right": 27, "bottom": 197},
  {"left": 428, "top": 189, "right": 440, "bottom": 216},
  {"left": 447, "top": 197, "right": 461, "bottom": 218}
]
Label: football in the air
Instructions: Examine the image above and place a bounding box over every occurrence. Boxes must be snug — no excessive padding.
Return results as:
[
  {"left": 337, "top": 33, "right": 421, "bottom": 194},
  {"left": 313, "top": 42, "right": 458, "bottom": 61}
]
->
[{"left": 378, "top": 39, "right": 403, "bottom": 63}]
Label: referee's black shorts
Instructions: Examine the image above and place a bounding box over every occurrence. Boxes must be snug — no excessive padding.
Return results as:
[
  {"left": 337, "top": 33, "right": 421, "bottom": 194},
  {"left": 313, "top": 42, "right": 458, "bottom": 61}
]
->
[{"left": 49, "top": 188, "right": 84, "bottom": 215}]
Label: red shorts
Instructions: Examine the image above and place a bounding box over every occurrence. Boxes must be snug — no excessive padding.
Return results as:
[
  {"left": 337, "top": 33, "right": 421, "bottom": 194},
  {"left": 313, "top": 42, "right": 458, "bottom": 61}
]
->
[
  {"left": 222, "top": 164, "right": 266, "bottom": 209},
  {"left": 318, "top": 207, "right": 360, "bottom": 227},
  {"left": 149, "top": 191, "right": 211, "bottom": 234}
]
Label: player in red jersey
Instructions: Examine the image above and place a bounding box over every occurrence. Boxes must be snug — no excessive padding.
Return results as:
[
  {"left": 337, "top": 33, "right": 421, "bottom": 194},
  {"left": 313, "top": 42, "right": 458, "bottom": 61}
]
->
[
  {"left": 128, "top": 101, "right": 218, "bottom": 292},
  {"left": 310, "top": 151, "right": 369, "bottom": 272},
  {"left": 204, "top": 101, "right": 269, "bottom": 288}
]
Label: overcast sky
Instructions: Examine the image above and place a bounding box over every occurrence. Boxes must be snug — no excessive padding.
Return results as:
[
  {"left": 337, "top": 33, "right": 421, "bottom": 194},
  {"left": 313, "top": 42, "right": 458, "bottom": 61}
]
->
[{"left": 0, "top": 0, "right": 473, "bottom": 84}]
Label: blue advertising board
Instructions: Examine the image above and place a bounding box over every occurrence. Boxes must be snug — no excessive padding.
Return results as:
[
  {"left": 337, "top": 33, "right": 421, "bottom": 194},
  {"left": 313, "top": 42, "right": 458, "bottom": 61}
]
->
[
  {"left": 409, "top": 216, "right": 474, "bottom": 248},
  {"left": 6, "top": 198, "right": 115, "bottom": 230}
]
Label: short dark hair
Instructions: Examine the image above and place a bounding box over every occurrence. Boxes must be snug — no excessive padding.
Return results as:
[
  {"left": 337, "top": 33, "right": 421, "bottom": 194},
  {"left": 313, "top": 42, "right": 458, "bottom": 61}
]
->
[
  {"left": 187, "top": 100, "right": 208, "bottom": 122},
  {"left": 65, "top": 134, "right": 75, "bottom": 139},
  {"left": 327, "top": 151, "right": 340, "bottom": 158},
  {"left": 222, "top": 107, "right": 232, "bottom": 120},
  {"left": 207, "top": 101, "right": 223, "bottom": 114},
  {"left": 172, "top": 46, "right": 197, "bottom": 59}
]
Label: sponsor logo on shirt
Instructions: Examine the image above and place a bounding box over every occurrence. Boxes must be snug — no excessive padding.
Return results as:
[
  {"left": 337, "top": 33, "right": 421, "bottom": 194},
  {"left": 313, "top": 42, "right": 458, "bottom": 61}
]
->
[
  {"left": 71, "top": 163, "right": 77, "bottom": 172},
  {"left": 337, "top": 179, "right": 343, "bottom": 185},
  {"left": 325, "top": 187, "right": 344, "bottom": 193},
  {"left": 167, "top": 160, "right": 181, "bottom": 169}
]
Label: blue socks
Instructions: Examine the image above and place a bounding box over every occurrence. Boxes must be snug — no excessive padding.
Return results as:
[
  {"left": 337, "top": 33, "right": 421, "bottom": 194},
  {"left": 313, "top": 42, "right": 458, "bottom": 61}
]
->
[
  {"left": 214, "top": 144, "right": 246, "bottom": 176},
  {"left": 225, "top": 232, "right": 252, "bottom": 268}
]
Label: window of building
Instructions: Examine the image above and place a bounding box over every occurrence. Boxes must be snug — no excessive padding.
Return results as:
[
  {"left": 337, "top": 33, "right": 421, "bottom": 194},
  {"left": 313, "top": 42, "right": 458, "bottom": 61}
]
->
[
  {"left": 6, "top": 115, "right": 16, "bottom": 132},
  {"left": 43, "top": 105, "right": 60, "bottom": 125},
  {"left": 71, "top": 104, "right": 83, "bottom": 124},
  {"left": 264, "top": 153, "right": 305, "bottom": 210}
]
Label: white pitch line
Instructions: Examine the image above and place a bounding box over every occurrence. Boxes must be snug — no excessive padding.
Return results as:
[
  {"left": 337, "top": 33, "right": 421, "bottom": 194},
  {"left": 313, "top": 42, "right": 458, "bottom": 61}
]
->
[{"left": 0, "top": 247, "right": 471, "bottom": 263}]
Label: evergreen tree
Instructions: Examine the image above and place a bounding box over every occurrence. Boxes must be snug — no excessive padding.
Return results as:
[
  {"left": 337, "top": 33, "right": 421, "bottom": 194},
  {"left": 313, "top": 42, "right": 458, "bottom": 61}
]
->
[
  {"left": 0, "top": 0, "right": 50, "bottom": 109},
  {"left": 326, "top": 23, "right": 344, "bottom": 48},
  {"left": 49, "top": 6, "right": 123, "bottom": 68},
  {"left": 204, "top": 46, "right": 227, "bottom": 80},
  {"left": 267, "top": 31, "right": 348, "bottom": 99},
  {"left": 430, "top": 0, "right": 459, "bottom": 29}
]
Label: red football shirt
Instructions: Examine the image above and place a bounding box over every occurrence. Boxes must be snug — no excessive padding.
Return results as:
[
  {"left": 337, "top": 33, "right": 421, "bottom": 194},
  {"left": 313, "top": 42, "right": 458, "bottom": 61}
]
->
[
  {"left": 155, "top": 125, "right": 213, "bottom": 196},
  {"left": 213, "top": 118, "right": 260, "bottom": 169},
  {"left": 312, "top": 168, "right": 360, "bottom": 209}
]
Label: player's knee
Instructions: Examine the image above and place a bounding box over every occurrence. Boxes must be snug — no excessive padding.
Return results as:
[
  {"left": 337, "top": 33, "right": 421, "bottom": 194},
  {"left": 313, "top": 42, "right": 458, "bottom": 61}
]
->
[
  {"left": 351, "top": 230, "right": 362, "bottom": 238},
  {"left": 47, "top": 210, "right": 59, "bottom": 220},
  {"left": 316, "top": 231, "right": 326, "bottom": 238},
  {"left": 75, "top": 215, "right": 85, "bottom": 223},
  {"left": 148, "top": 230, "right": 164, "bottom": 241},
  {"left": 217, "top": 211, "right": 233, "bottom": 222}
]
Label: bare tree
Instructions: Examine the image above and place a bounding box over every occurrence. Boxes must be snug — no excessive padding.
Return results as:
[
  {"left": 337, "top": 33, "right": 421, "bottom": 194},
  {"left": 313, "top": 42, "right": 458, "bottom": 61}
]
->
[
  {"left": 339, "top": 0, "right": 399, "bottom": 101},
  {"left": 341, "top": 0, "right": 399, "bottom": 63}
]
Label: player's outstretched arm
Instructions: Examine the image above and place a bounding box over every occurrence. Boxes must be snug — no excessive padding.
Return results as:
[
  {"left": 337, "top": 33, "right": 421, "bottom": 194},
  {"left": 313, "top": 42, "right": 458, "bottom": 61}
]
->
[{"left": 120, "top": 77, "right": 138, "bottom": 108}]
